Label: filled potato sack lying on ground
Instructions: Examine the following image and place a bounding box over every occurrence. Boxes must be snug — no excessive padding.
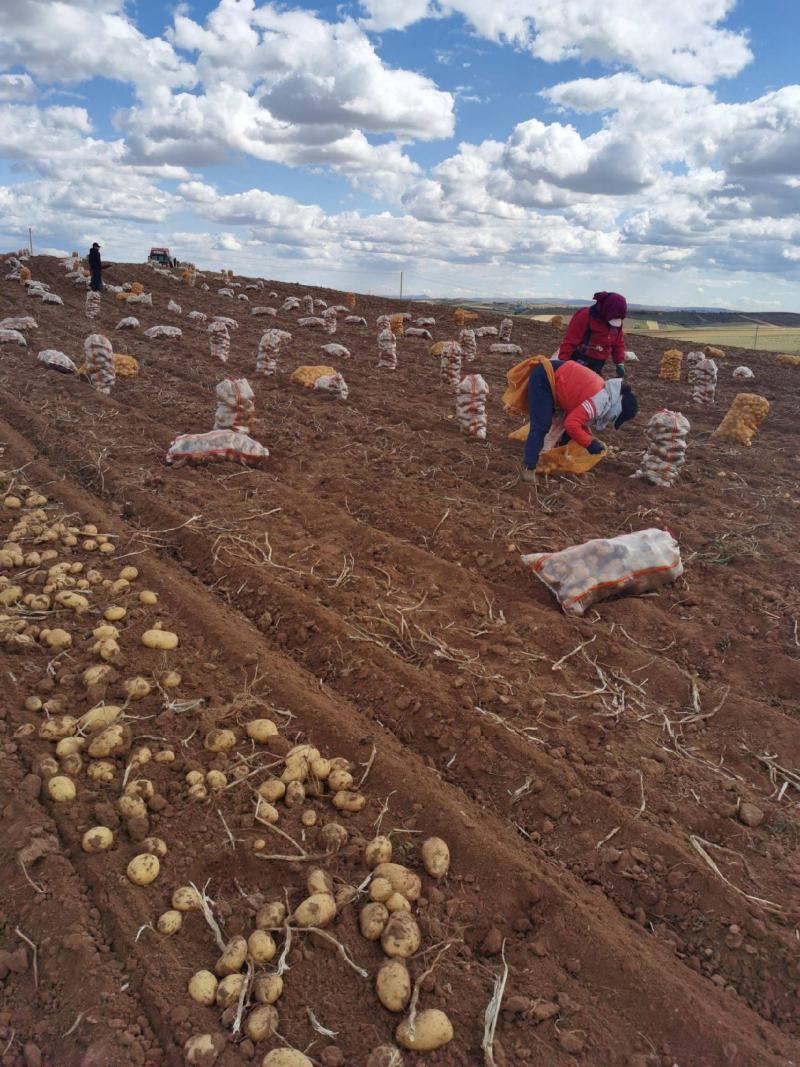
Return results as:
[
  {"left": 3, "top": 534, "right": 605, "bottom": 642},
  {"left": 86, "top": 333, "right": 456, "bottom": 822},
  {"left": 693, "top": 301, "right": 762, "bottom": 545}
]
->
[
  {"left": 289, "top": 364, "right": 348, "bottom": 399},
  {"left": 38, "top": 349, "right": 77, "bottom": 374},
  {"left": 476, "top": 325, "right": 498, "bottom": 337},
  {"left": 489, "top": 343, "right": 521, "bottom": 355},
  {"left": 114, "top": 354, "right": 140, "bottom": 378},
  {"left": 711, "top": 393, "right": 769, "bottom": 446},
  {"left": 776, "top": 353, "right": 800, "bottom": 366},
  {"left": 115, "top": 316, "right": 139, "bottom": 331},
  {"left": 523, "top": 528, "right": 683, "bottom": 616},
  {"left": 0, "top": 329, "right": 27, "bottom": 347},
  {"left": 251, "top": 306, "right": 277, "bottom": 317},
  {"left": 733, "top": 366, "right": 754, "bottom": 380},
  {"left": 42, "top": 293, "right": 64, "bottom": 306},
  {"left": 321, "top": 343, "right": 350, "bottom": 359},
  {"left": 344, "top": 315, "right": 367, "bottom": 326},
  {"left": 704, "top": 345, "right": 725, "bottom": 360},
  {"left": 0, "top": 316, "right": 37, "bottom": 332},
  {"left": 166, "top": 430, "right": 269, "bottom": 468},
  {"left": 143, "top": 325, "right": 182, "bottom": 340}
]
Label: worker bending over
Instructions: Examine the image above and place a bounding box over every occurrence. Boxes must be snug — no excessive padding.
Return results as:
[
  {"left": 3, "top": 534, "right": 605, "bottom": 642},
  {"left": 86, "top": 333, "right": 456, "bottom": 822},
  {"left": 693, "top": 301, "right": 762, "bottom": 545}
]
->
[{"left": 522, "top": 358, "right": 638, "bottom": 479}]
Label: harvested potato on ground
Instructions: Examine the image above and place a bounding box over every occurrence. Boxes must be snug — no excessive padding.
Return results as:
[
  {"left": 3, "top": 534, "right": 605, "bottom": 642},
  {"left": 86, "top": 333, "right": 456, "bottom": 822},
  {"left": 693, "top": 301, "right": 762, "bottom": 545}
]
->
[
  {"left": 301, "top": 810, "right": 317, "bottom": 828},
  {"left": 206, "top": 770, "right": 227, "bottom": 791},
  {"left": 88, "top": 722, "right": 131, "bottom": 759},
  {"left": 292, "top": 893, "right": 337, "bottom": 928},
  {"left": 188, "top": 783, "right": 208, "bottom": 801},
  {"left": 216, "top": 973, "right": 244, "bottom": 1009},
  {"left": 186, "top": 770, "right": 204, "bottom": 786},
  {"left": 39, "top": 715, "right": 77, "bottom": 741},
  {"left": 366, "top": 1047, "right": 405, "bottom": 1067},
  {"left": 253, "top": 973, "right": 283, "bottom": 1004},
  {"left": 257, "top": 779, "right": 285, "bottom": 803},
  {"left": 47, "top": 776, "right": 76, "bottom": 802},
  {"left": 117, "top": 795, "right": 147, "bottom": 820},
  {"left": 139, "top": 590, "right": 158, "bottom": 605},
  {"left": 78, "top": 704, "right": 121, "bottom": 734},
  {"left": 155, "top": 749, "right": 175, "bottom": 763},
  {"left": 256, "top": 799, "right": 279, "bottom": 824},
  {"left": 284, "top": 780, "right": 305, "bottom": 807},
  {"left": 336, "top": 884, "right": 358, "bottom": 908},
  {"left": 87, "top": 760, "right": 115, "bottom": 782},
  {"left": 142, "top": 836, "right": 168, "bottom": 858},
  {"left": 247, "top": 929, "right": 276, "bottom": 964},
  {"left": 215, "top": 936, "right": 248, "bottom": 976},
  {"left": 396, "top": 1009, "right": 454, "bottom": 1051},
  {"left": 184, "top": 1034, "right": 226, "bottom": 1066},
  {"left": 161, "top": 670, "right": 181, "bottom": 687},
  {"left": 307, "top": 868, "right": 332, "bottom": 895},
  {"left": 56, "top": 736, "right": 84, "bottom": 757},
  {"left": 332, "top": 790, "right": 366, "bottom": 812},
  {"left": 256, "top": 901, "right": 287, "bottom": 929},
  {"left": 60, "top": 753, "right": 83, "bottom": 776},
  {"left": 41, "top": 627, "right": 72, "bottom": 649},
  {"left": 124, "top": 677, "right": 151, "bottom": 701},
  {"left": 188, "top": 970, "right": 218, "bottom": 1006},
  {"left": 104, "top": 605, "right": 126, "bottom": 622},
  {"left": 318, "top": 822, "right": 348, "bottom": 852},
  {"left": 365, "top": 835, "right": 393, "bottom": 868},
  {"left": 374, "top": 863, "right": 421, "bottom": 902},
  {"left": 386, "top": 893, "right": 411, "bottom": 914},
  {"left": 281, "top": 757, "right": 309, "bottom": 784},
  {"left": 376, "top": 960, "right": 411, "bottom": 1012},
  {"left": 244, "top": 1004, "right": 279, "bottom": 1042},
  {"left": 119, "top": 566, "right": 139, "bottom": 582},
  {"left": 309, "top": 757, "right": 331, "bottom": 780},
  {"left": 246, "top": 718, "right": 278, "bottom": 743},
  {"left": 421, "top": 837, "right": 450, "bottom": 879},
  {"left": 328, "top": 768, "right": 353, "bottom": 791},
  {"left": 204, "top": 728, "right": 236, "bottom": 753},
  {"left": 141, "top": 627, "right": 178, "bottom": 650},
  {"left": 172, "top": 885, "right": 201, "bottom": 911},
  {"left": 99, "top": 543, "right": 115, "bottom": 555},
  {"left": 360, "top": 902, "right": 390, "bottom": 941},
  {"left": 157, "top": 910, "right": 182, "bottom": 935},
  {"left": 127, "top": 854, "right": 160, "bottom": 886},
  {"left": 381, "top": 913, "right": 421, "bottom": 959},
  {"left": 261, "top": 1051, "right": 312, "bottom": 1067},
  {"left": 370, "top": 878, "right": 393, "bottom": 903},
  {"left": 82, "top": 826, "right": 113, "bottom": 853}
]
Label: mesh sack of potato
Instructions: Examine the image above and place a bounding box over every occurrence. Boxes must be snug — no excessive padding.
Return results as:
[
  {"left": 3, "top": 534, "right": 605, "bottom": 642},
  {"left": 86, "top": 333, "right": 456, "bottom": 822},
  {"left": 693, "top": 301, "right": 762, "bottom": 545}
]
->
[
  {"left": 537, "top": 439, "right": 607, "bottom": 476},
  {"left": 131, "top": 282, "right": 144, "bottom": 295},
  {"left": 499, "top": 317, "right": 513, "bottom": 342},
  {"left": 453, "top": 308, "right": 467, "bottom": 328},
  {"left": 439, "top": 341, "right": 463, "bottom": 388},
  {"left": 625, "top": 349, "right": 639, "bottom": 362},
  {"left": 0, "top": 328, "right": 27, "bottom": 347},
  {"left": 345, "top": 292, "right": 356, "bottom": 309},
  {"left": 456, "top": 373, "right": 489, "bottom": 439},
  {"left": 181, "top": 271, "right": 190, "bottom": 286},
  {"left": 322, "top": 343, "right": 350, "bottom": 359},
  {"left": 218, "top": 287, "right": 234, "bottom": 297},
  {"left": 344, "top": 315, "right": 366, "bottom": 326},
  {"left": 377, "top": 328, "right": 397, "bottom": 369},
  {"left": 289, "top": 364, "right": 336, "bottom": 388},
  {"left": 115, "top": 316, "right": 139, "bottom": 330},
  {"left": 489, "top": 343, "right": 522, "bottom": 355},
  {"left": 19, "top": 266, "right": 31, "bottom": 283},
  {"left": 213, "top": 316, "right": 238, "bottom": 331},
  {"left": 144, "top": 324, "right": 182, "bottom": 339},
  {"left": 685, "top": 351, "right": 704, "bottom": 380},
  {"left": 208, "top": 320, "right": 230, "bottom": 363},
  {"left": 127, "top": 293, "right": 152, "bottom": 307},
  {"left": 733, "top": 366, "right": 754, "bottom": 380},
  {"left": 84, "top": 334, "right": 115, "bottom": 395},
  {"left": 251, "top": 306, "right": 277, "bottom": 317},
  {"left": 776, "top": 353, "right": 800, "bottom": 367},
  {"left": 704, "top": 345, "right": 725, "bottom": 360},
  {"left": 85, "top": 290, "right": 101, "bottom": 321},
  {"left": 711, "top": 393, "right": 769, "bottom": 446},
  {"left": 165, "top": 430, "right": 269, "bottom": 468},
  {"left": 280, "top": 297, "right": 300, "bottom": 312},
  {"left": 690, "top": 356, "right": 717, "bottom": 404},
  {"left": 522, "top": 528, "right": 683, "bottom": 616},
  {"left": 257, "top": 329, "right": 291, "bottom": 375},
  {"left": 459, "top": 328, "right": 476, "bottom": 362},
  {"left": 188, "top": 311, "right": 207, "bottom": 323},
  {"left": 38, "top": 349, "right": 77, "bottom": 374},
  {"left": 42, "top": 293, "right": 64, "bottom": 306},
  {"left": 168, "top": 299, "right": 182, "bottom": 314},
  {"left": 322, "top": 307, "right": 338, "bottom": 336},
  {"left": 476, "top": 325, "right": 498, "bottom": 338},
  {"left": 0, "top": 315, "right": 37, "bottom": 332},
  {"left": 214, "top": 378, "right": 255, "bottom": 433},
  {"left": 298, "top": 316, "right": 325, "bottom": 330},
  {"left": 114, "top": 354, "right": 140, "bottom": 378},
  {"left": 429, "top": 341, "right": 445, "bottom": 358},
  {"left": 390, "top": 313, "right": 405, "bottom": 337},
  {"left": 659, "top": 349, "right": 683, "bottom": 381},
  {"left": 405, "top": 327, "right": 431, "bottom": 340},
  {"left": 314, "top": 372, "right": 348, "bottom": 400},
  {"left": 551, "top": 315, "right": 564, "bottom": 329},
  {"left": 302, "top": 294, "right": 314, "bottom": 314},
  {"left": 632, "top": 409, "right": 690, "bottom": 486}
]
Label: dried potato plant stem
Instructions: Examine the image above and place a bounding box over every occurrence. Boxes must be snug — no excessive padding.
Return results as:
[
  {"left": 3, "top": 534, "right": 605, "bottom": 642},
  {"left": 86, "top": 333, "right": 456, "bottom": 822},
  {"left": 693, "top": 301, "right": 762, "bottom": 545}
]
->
[
  {"left": 688, "top": 836, "right": 782, "bottom": 913},
  {"left": 297, "top": 927, "right": 368, "bottom": 978},
  {"left": 232, "top": 959, "right": 254, "bottom": 1035},
  {"left": 405, "top": 943, "right": 453, "bottom": 1039},
  {"left": 14, "top": 927, "right": 37, "bottom": 988},
  {"left": 189, "top": 881, "right": 227, "bottom": 952},
  {"left": 483, "top": 940, "right": 509, "bottom": 1067}
]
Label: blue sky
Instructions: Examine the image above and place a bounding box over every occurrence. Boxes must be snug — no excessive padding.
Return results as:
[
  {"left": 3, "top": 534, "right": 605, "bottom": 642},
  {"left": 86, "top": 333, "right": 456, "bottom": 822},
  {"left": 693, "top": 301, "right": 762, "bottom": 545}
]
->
[{"left": 0, "top": 0, "right": 798, "bottom": 308}]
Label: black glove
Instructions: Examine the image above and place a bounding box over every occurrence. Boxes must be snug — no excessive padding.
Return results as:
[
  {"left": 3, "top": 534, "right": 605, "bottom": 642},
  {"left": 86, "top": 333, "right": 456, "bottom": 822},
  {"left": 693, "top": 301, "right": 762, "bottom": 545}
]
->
[
  {"left": 616, "top": 364, "right": 625, "bottom": 378},
  {"left": 587, "top": 440, "right": 604, "bottom": 455}
]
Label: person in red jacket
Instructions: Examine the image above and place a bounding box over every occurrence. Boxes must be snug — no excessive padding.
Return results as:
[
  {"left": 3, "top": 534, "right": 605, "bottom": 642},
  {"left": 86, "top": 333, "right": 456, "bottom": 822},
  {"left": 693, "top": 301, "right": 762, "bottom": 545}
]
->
[
  {"left": 522, "top": 358, "right": 638, "bottom": 476},
  {"left": 558, "top": 291, "right": 627, "bottom": 377}
]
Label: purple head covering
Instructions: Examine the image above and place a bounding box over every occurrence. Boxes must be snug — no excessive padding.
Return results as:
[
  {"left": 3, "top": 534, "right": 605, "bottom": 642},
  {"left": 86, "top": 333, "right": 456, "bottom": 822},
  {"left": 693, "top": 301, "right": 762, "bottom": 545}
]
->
[{"left": 592, "top": 291, "right": 627, "bottom": 322}]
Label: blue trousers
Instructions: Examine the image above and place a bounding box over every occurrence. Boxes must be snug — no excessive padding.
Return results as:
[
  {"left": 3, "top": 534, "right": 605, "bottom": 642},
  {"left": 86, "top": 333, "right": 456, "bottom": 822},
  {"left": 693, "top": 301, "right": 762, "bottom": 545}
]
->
[
  {"left": 571, "top": 353, "right": 606, "bottom": 375},
  {"left": 523, "top": 364, "right": 556, "bottom": 469}
]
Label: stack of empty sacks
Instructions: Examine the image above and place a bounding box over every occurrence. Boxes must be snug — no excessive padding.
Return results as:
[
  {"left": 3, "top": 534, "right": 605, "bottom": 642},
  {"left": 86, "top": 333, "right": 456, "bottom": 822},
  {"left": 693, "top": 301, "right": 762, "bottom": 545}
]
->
[
  {"left": 633, "top": 410, "right": 690, "bottom": 487},
  {"left": 167, "top": 375, "right": 268, "bottom": 468},
  {"left": 688, "top": 352, "right": 717, "bottom": 404},
  {"left": 256, "top": 329, "right": 291, "bottom": 375},
  {"left": 456, "top": 374, "right": 489, "bottom": 439}
]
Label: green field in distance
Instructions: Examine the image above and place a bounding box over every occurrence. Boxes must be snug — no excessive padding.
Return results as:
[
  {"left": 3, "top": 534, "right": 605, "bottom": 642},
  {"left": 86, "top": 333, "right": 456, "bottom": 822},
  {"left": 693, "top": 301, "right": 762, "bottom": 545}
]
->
[{"left": 625, "top": 322, "right": 800, "bottom": 354}]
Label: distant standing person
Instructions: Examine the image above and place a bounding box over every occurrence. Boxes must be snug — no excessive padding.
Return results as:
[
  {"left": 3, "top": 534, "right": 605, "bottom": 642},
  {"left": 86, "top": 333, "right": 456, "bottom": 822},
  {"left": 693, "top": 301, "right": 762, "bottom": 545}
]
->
[
  {"left": 559, "top": 291, "right": 627, "bottom": 377},
  {"left": 88, "top": 242, "right": 104, "bottom": 292}
]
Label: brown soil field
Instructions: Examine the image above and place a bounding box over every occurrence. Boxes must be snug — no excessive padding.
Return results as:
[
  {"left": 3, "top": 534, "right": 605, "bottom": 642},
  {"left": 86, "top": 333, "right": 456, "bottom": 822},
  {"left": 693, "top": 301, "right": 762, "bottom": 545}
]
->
[{"left": 0, "top": 255, "right": 798, "bottom": 1067}]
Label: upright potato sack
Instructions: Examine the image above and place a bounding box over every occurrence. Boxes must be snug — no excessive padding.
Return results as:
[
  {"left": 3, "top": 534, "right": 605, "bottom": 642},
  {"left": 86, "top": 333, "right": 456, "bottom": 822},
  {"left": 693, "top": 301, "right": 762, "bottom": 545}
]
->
[
  {"left": 208, "top": 320, "right": 230, "bottom": 363},
  {"left": 322, "top": 307, "right": 337, "bottom": 336},
  {"left": 390, "top": 313, "right": 405, "bottom": 337},
  {"left": 377, "top": 327, "right": 397, "bottom": 370},
  {"left": 85, "top": 290, "right": 101, "bottom": 321},
  {"left": 256, "top": 329, "right": 291, "bottom": 375},
  {"left": 499, "top": 317, "right": 513, "bottom": 342},
  {"left": 659, "top": 349, "right": 683, "bottom": 381},
  {"left": 456, "top": 374, "right": 489, "bottom": 439},
  {"left": 439, "top": 341, "right": 462, "bottom": 388},
  {"left": 84, "top": 334, "right": 115, "bottom": 395},
  {"left": 711, "top": 393, "right": 769, "bottom": 446},
  {"left": 690, "top": 356, "right": 717, "bottom": 404},
  {"left": 522, "top": 529, "right": 683, "bottom": 616},
  {"left": 214, "top": 378, "right": 255, "bottom": 433},
  {"left": 633, "top": 409, "right": 690, "bottom": 487},
  {"left": 458, "top": 328, "right": 476, "bottom": 363}
]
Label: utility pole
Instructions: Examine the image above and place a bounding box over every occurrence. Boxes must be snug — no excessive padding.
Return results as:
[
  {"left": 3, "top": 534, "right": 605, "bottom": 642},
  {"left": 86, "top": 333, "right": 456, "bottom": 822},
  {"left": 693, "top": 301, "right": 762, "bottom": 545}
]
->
[
  {"left": 399, "top": 271, "right": 403, "bottom": 300},
  {"left": 754, "top": 325, "right": 759, "bottom": 350},
  {"left": 28, "top": 227, "right": 33, "bottom": 256}
]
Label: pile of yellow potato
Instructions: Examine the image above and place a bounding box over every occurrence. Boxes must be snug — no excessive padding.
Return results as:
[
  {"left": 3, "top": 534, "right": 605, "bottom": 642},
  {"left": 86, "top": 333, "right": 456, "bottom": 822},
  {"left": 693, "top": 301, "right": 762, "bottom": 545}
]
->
[
  {"left": 776, "top": 353, "right": 800, "bottom": 367},
  {"left": 711, "top": 392, "right": 770, "bottom": 446},
  {"left": 659, "top": 349, "right": 683, "bottom": 381}
]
